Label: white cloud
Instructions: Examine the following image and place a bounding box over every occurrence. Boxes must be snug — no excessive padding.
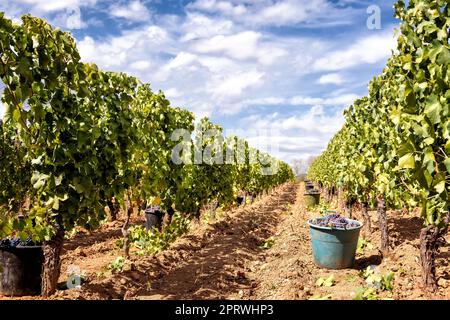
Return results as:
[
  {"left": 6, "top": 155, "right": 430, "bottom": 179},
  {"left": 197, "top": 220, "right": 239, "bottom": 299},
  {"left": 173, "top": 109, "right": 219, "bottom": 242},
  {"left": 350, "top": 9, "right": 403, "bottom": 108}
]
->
[
  {"left": 156, "top": 52, "right": 199, "bottom": 81},
  {"left": 165, "top": 88, "right": 183, "bottom": 99},
  {"left": 195, "top": 56, "right": 236, "bottom": 73},
  {"left": 292, "top": 93, "right": 359, "bottom": 106},
  {"left": 50, "top": 6, "right": 87, "bottom": 29},
  {"left": 129, "top": 60, "right": 152, "bottom": 70},
  {"left": 192, "top": 31, "right": 286, "bottom": 65},
  {"left": 238, "top": 105, "right": 345, "bottom": 161},
  {"left": 10, "top": 0, "right": 97, "bottom": 12},
  {"left": 243, "top": 105, "right": 343, "bottom": 134},
  {"left": 77, "top": 25, "right": 169, "bottom": 70},
  {"left": 65, "top": 7, "right": 86, "bottom": 29},
  {"left": 317, "top": 73, "right": 344, "bottom": 85},
  {"left": 188, "top": 0, "right": 355, "bottom": 28},
  {"left": 166, "top": 52, "right": 198, "bottom": 70},
  {"left": 182, "top": 101, "right": 215, "bottom": 119},
  {"left": 109, "top": 0, "right": 152, "bottom": 22},
  {"left": 247, "top": 134, "right": 325, "bottom": 157},
  {"left": 249, "top": 0, "right": 329, "bottom": 27},
  {"left": 313, "top": 29, "right": 397, "bottom": 71},
  {"left": 180, "top": 13, "right": 235, "bottom": 42},
  {"left": 1, "top": 0, "right": 96, "bottom": 29},
  {"left": 210, "top": 70, "right": 265, "bottom": 98},
  {"left": 188, "top": 0, "right": 247, "bottom": 16},
  {"left": 242, "top": 92, "right": 360, "bottom": 108}
]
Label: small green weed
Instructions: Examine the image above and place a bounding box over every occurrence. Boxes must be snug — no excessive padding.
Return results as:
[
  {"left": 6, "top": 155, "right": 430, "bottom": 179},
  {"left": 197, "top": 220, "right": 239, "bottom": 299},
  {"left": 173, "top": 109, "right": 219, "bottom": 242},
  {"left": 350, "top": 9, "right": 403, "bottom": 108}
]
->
[{"left": 259, "top": 237, "right": 275, "bottom": 249}]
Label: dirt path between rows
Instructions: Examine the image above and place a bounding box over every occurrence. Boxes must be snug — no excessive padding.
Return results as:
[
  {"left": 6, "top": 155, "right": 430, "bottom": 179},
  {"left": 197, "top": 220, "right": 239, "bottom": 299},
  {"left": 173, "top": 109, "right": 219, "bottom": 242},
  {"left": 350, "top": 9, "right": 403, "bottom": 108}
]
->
[
  {"left": 44, "top": 182, "right": 296, "bottom": 300},
  {"left": 3, "top": 181, "right": 448, "bottom": 300},
  {"left": 134, "top": 183, "right": 297, "bottom": 300}
]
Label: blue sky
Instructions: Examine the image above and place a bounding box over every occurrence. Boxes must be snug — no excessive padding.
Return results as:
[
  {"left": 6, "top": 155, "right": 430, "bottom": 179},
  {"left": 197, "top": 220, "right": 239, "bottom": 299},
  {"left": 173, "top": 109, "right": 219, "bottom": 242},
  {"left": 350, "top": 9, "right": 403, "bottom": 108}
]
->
[{"left": 0, "top": 0, "right": 400, "bottom": 164}]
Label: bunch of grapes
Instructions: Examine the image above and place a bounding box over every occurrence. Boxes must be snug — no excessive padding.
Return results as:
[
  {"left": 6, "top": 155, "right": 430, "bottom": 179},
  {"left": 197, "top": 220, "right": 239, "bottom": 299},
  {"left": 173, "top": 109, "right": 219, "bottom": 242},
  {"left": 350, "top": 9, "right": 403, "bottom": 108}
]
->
[
  {"left": 311, "top": 213, "right": 359, "bottom": 229},
  {"left": 145, "top": 205, "right": 165, "bottom": 219},
  {"left": 0, "top": 237, "right": 36, "bottom": 248},
  {"left": 0, "top": 239, "right": 11, "bottom": 247},
  {"left": 145, "top": 205, "right": 161, "bottom": 214},
  {"left": 19, "top": 238, "right": 36, "bottom": 246}
]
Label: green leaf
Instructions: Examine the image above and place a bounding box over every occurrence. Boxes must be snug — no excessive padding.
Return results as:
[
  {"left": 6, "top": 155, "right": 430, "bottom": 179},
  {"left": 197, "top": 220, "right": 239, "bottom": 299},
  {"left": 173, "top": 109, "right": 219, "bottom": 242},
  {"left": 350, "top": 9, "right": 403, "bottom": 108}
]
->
[
  {"left": 316, "top": 275, "right": 335, "bottom": 287},
  {"left": 32, "top": 82, "right": 41, "bottom": 94},
  {"left": 31, "top": 155, "right": 43, "bottom": 165},
  {"left": 434, "top": 181, "right": 445, "bottom": 194},
  {"left": 18, "top": 57, "right": 32, "bottom": 80},
  {"left": 423, "top": 150, "right": 435, "bottom": 165},
  {"left": 33, "top": 179, "right": 45, "bottom": 190},
  {"left": 423, "top": 137, "right": 434, "bottom": 145},
  {"left": 52, "top": 197, "right": 60, "bottom": 210},
  {"left": 12, "top": 108, "right": 21, "bottom": 123},
  {"left": 309, "top": 294, "right": 332, "bottom": 300},
  {"left": 424, "top": 95, "right": 442, "bottom": 124},
  {"left": 437, "top": 46, "right": 450, "bottom": 65},
  {"left": 18, "top": 231, "right": 28, "bottom": 240},
  {"left": 54, "top": 174, "right": 63, "bottom": 186},
  {"left": 398, "top": 153, "right": 415, "bottom": 169},
  {"left": 353, "top": 288, "right": 378, "bottom": 300},
  {"left": 444, "top": 158, "right": 450, "bottom": 175},
  {"left": 397, "top": 142, "right": 415, "bottom": 156}
]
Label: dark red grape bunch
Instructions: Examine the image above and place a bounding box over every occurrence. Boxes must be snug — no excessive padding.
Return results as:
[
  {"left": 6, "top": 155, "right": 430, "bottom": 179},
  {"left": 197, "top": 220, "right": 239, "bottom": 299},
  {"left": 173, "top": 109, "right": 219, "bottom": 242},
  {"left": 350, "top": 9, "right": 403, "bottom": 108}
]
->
[
  {"left": 311, "top": 213, "right": 360, "bottom": 229},
  {"left": 145, "top": 205, "right": 165, "bottom": 219},
  {"left": 145, "top": 205, "right": 161, "bottom": 214},
  {"left": 0, "top": 237, "right": 36, "bottom": 248}
]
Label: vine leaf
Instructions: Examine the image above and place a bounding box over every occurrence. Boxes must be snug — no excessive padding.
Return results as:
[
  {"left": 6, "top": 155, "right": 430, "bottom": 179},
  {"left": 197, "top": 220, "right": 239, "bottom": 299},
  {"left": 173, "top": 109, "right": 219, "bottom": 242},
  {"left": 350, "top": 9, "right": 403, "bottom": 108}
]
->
[
  {"left": 424, "top": 95, "right": 441, "bottom": 124},
  {"left": 398, "top": 153, "right": 415, "bottom": 169}
]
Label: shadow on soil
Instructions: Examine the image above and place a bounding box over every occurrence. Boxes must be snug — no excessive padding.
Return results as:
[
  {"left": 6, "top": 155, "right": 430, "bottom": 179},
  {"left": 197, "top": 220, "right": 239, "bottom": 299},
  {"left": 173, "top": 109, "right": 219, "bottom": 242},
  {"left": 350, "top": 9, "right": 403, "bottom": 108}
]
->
[
  {"left": 389, "top": 216, "right": 423, "bottom": 243},
  {"left": 128, "top": 184, "right": 298, "bottom": 300},
  {"left": 354, "top": 254, "right": 383, "bottom": 269}
]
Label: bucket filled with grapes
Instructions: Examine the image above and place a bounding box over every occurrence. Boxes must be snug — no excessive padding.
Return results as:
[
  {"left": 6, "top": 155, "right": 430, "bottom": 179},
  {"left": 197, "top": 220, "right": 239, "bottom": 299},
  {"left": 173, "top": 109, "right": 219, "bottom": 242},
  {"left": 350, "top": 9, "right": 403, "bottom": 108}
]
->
[
  {"left": 304, "top": 190, "right": 320, "bottom": 207},
  {"left": 0, "top": 237, "right": 44, "bottom": 296},
  {"left": 145, "top": 206, "right": 165, "bottom": 230},
  {"left": 307, "top": 213, "right": 362, "bottom": 269}
]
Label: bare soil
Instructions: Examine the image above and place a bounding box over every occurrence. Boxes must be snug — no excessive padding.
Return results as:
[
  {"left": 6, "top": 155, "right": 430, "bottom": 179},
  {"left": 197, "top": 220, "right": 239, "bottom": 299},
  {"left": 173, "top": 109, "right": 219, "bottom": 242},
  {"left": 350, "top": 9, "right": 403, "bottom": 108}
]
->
[
  {"left": 247, "top": 184, "right": 449, "bottom": 300},
  {"left": 1, "top": 181, "right": 448, "bottom": 300}
]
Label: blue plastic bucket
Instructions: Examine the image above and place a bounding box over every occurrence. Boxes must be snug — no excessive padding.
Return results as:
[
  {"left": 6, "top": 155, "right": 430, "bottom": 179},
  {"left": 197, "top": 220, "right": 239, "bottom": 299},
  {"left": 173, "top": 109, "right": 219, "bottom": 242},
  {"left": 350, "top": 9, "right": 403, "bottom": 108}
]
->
[
  {"left": 304, "top": 192, "right": 320, "bottom": 207},
  {"left": 307, "top": 218, "right": 362, "bottom": 269}
]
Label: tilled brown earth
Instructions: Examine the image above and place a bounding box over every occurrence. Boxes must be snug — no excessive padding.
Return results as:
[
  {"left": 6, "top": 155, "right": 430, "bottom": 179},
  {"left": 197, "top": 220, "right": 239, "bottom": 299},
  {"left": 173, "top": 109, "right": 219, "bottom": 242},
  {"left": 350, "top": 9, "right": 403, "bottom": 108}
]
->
[
  {"left": 134, "top": 183, "right": 297, "bottom": 300},
  {"left": 53, "top": 182, "right": 296, "bottom": 300},
  {"left": 248, "top": 184, "right": 449, "bottom": 300},
  {"left": 2, "top": 181, "right": 448, "bottom": 300}
]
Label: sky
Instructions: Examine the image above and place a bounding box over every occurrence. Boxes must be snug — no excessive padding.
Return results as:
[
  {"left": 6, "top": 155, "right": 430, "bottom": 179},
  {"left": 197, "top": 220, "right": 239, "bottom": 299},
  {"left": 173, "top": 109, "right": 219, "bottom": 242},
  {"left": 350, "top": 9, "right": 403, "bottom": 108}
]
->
[{"left": 0, "top": 0, "right": 400, "bottom": 165}]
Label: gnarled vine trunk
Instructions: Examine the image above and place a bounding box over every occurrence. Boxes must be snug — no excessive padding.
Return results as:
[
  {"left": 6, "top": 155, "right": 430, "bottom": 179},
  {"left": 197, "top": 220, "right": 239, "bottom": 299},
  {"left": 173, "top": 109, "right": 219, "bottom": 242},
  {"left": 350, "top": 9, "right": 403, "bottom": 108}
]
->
[
  {"left": 107, "top": 198, "right": 119, "bottom": 222},
  {"left": 137, "top": 197, "right": 145, "bottom": 212},
  {"left": 162, "top": 207, "right": 174, "bottom": 231},
  {"left": 122, "top": 195, "right": 133, "bottom": 258},
  {"left": 41, "top": 225, "right": 65, "bottom": 297},
  {"left": 162, "top": 207, "right": 175, "bottom": 230},
  {"left": 376, "top": 194, "right": 389, "bottom": 256},
  {"left": 337, "top": 188, "right": 342, "bottom": 211},
  {"left": 420, "top": 214, "right": 449, "bottom": 292},
  {"left": 324, "top": 188, "right": 330, "bottom": 202},
  {"left": 361, "top": 202, "right": 371, "bottom": 236},
  {"left": 345, "top": 201, "right": 353, "bottom": 219}
]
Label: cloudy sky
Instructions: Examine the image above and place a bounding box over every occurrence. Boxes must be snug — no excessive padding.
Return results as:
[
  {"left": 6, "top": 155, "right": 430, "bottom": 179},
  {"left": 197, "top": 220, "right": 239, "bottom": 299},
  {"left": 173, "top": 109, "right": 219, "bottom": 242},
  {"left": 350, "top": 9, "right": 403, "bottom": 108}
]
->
[{"left": 0, "top": 0, "right": 399, "bottom": 164}]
